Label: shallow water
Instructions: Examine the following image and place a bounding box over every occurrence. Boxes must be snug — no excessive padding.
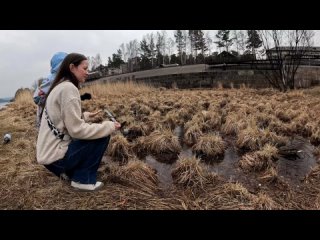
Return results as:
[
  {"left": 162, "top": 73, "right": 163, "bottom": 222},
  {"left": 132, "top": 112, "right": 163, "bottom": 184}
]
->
[
  {"left": 145, "top": 155, "right": 174, "bottom": 188},
  {"left": 106, "top": 124, "right": 318, "bottom": 190},
  {"left": 144, "top": 129, "right": 318, "bottom": 189},
  {"left": 206, "top": 146, "right": 241, "bottom": 181},
  {"left": 276, "top": 137, "right": 317, "bottom": 185}
]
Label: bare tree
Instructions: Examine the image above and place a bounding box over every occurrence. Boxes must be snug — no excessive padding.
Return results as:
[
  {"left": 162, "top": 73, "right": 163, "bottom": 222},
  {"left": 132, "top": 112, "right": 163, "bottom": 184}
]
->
[
  {"left": 188, "top": 30, "right": 196, "bottom": 58},
  {"left": 182, "top": 30, "right": 188, "bottom": 64},
  {"left": 232, "top": 30, "right": 247, "bottom": 55},
  {"left": 89, "top": 54, "right": 102, "bottom": 71},
  {"left": 166, "top": 37, "right": 175, "bottom": 63},
  {"left": 120, "top": 43, "right": 128, "bottom": 62},
  {"left": 175, "top": 30, "right": 186, "bottom": 64},
  {"left": 126, "top": 39, "right": 139, "bottom": 59},
  {"left": 205, "top": 31, "right": 213, "bottom": 55},
  {"left": 147, "top": 33, "right": 156, "bottom": 68},
  {"left": 95, "top": 53, "right": 102, "bottom": 67},
  {"left": 258, "top": 30, "right": 314, "bottom": 91},
  {"left": 87, "top": 56, "right": 93, "bottom": 71},
  {"left": 156, "top": 31, "right": 167, "bottom": 64}
]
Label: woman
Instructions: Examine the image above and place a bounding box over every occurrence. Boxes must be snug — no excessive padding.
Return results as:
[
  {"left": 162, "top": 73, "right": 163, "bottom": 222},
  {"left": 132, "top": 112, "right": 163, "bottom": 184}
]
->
[{"left": 36, "top": 53, "right": 121, "bottom": 191}]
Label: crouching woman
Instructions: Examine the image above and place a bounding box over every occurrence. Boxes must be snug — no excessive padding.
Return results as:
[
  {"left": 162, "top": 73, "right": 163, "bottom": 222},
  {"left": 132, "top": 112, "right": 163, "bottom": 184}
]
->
[{"left": 36, "top": 53, "right": 121, "bottom": 191}]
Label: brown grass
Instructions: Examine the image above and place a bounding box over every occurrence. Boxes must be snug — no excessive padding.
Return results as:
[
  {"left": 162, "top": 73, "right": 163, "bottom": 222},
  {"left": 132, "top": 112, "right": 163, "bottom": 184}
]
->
[
  {"left": 201, "top": 110, "right": 221, "bottom": 132},
  {"left": 81, "top": 81, "right": 154, "bottom": 98},
  {"left": 310, "top": 128, "right": 320, "bottom": 146},
  {"left": 103, "top": 159, "right": 159, "bottom": 193},
  {"left": 14, "top": 89, "right": 35, "bottom": 107},
  {"left": 221, "top": 114, "right": 247, "bottom": 135},
  {"left": 171, "top": 156, "right": 215, "bottom": 189},
  {"left": 253, "top": 192, "right": 281, "bottom": 210},
  {"left": 236, "top": 126, "right": 262, "bottom": 152},
  {"left": 239, "top": 144, "right": 278, "bottom": 172},
  {"left": 144, "top": 129, "right": 182, "bottom": 154},
  {"left": 261, "top": 129, "right": 288, "bottom": 147},
  {"left": 259, "top": 167, "right": 279, "bottom": 183},
  {"left": 2, "top": 83, "right": 320, "bottom": 209},
  {"left": 303, "top": 86, "right": 320, "bottom": 96},
  {"left": 184, "top": 124, "right": 203, "bottom": 146},
  {"left": 313, "top": 146, "right": 320, "bottom": 157},
  {"left": 107, "top": 134, "right": 134, "bottom": 163},
  {"left": 275, "top": 109, "right": 291, "bottom": 123},
  {"left": 304, "top": 165, "right": 320, "bottom": 184},
  {"left": 192, "top": 133, "right": 225, "bottom": 161},
  {"left": 162, "top": 111, "right": 179, "bottom": 130},
  {"left": 131, "top": 136, "right": 148, "bottom": 159},
  {"left": 257, "top": 143, "right": 279, "bottom": 161}
]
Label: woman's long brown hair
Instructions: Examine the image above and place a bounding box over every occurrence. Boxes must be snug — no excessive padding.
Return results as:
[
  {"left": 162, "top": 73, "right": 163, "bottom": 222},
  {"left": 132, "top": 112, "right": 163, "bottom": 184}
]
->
[{"left": 40, "top": 53, "right": 87, "bottom": 116}]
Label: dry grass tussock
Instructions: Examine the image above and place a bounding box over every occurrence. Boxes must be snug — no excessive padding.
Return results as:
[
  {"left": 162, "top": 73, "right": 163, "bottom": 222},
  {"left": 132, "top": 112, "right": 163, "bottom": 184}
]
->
[
  {"left": 239, "top": 144, "right": 278, "bottom": 172},
  {"left": 144, "top": 129, "right": 182, "bottom": 154},
  {"left": 221, "top": 113, "right": 247, "bottom": 135},
  {"left": 171, "top": 156, "right": 216, "bottom": 189},
  {"left": 14, "top": 89, "right": 35, "bottom": 107},
  {"left": 81, "top": 81, "right": 154, "bottom": 98},
  {"left": 258, "top": 166, "right": 280, "bottom": 184},
  {"left": 304, "top": 165, "right": 320, "bottom": 184},
  {"left": 184, "top": 124, "right": 203, "bottom": 146},
  {"left": 310, "top": 128, "right": 320, "bottom": 146},
  {"left": 192, "top": 133, "right": 225, "bottom": 160},
  {"left": 107, "top": 134, "right": 135, "bottom": 163},
  {"left": 236, "top": 126, "right": 262, "bottom": 152},
  {"left": 103, "top": 159, "right": 159, "bottom": 194},
  {"left": 201, "top": 110, "right": 221, "bottom": 132}
]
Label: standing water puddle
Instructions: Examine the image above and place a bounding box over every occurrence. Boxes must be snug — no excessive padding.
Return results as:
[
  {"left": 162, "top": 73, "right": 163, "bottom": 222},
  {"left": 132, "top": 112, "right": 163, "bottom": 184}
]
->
[
  {"left": 276, "top": 137, "right": 317, "bottom": 186},
  {"left": 206, "top": 146, "right": 242, "bottom": 181},
  {"left": 145, "top": 155, "right": 174, "bottom": 188},
  {"left": 141, "top": 126, "right": 316, "bottom": 190}
]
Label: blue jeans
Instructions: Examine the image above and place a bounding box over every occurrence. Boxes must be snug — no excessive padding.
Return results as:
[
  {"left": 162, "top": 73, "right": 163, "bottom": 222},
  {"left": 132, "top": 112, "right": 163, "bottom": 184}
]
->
[{"left": 45, "top": 136, "right": 110, "bottom": 184}]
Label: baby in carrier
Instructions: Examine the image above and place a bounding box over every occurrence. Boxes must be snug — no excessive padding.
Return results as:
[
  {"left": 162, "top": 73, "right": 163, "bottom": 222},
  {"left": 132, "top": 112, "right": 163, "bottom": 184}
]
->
[{"left": 33, "top": 52, "right": 68, "bottom": 130}]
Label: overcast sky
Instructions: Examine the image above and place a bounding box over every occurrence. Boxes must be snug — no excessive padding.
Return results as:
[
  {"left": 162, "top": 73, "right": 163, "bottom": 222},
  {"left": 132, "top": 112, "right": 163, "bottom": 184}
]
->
[
  {"left": 1, "top": 30, "right": 320, "bottom": 98},
  {"left": 0, "top": 30, "right": 176, "bottom": 98}
]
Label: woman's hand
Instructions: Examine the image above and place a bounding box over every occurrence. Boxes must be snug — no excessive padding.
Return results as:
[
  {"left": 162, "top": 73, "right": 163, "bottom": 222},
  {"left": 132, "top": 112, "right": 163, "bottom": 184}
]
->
[
  {"left": 83, "top": 110, "right": 102, "bottom": 121},
  {"left": 87, "top": 110, "right": 102, "bottom": 118},
  {"left": 114, "top": 121, "right": 121, "bottom": 130}
]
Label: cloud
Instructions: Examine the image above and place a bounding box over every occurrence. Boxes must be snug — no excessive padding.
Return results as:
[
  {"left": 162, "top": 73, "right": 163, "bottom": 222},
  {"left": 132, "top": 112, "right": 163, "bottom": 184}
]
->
[{"left": 0, "top": 30, "right": 168, "bottom": 98}]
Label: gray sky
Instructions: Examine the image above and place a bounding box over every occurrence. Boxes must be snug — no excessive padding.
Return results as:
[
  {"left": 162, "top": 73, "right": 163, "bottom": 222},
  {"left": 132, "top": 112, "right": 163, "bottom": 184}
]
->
[
  {"left": 0, "top": 30, "right": 175, "bottom": 98},
  {"left": 1, "top": 30, "right": 320, "bottom": 98}
]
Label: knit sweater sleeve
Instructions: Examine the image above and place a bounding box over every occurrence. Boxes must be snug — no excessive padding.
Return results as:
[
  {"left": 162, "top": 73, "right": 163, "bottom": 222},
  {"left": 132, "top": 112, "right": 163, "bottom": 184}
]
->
[{"left": 61, "top": 93, "right": 115, "bottom": 140}]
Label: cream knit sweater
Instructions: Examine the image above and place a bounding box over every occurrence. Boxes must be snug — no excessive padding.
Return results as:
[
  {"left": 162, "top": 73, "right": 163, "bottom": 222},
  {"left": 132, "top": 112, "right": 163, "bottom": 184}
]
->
[{"left": 36, "top": 81, "right": 115, "bottom": 165}]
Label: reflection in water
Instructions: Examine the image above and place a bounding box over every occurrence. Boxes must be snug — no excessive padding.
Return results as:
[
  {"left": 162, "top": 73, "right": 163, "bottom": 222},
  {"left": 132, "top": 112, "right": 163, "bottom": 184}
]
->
[
  {"left": 144, "top": 143, "right": 195, "bottom": 189},
  {"left": 180, "top": 144, "right": 193, "bottom": 158},
  {"left": 206, "top": 146, "right": 240, "bottom": 181},
  {"left": 145, "top": 155, "right": 173, "bottom": 188},
  {"left": 277, "top": 137, "right": 317, "bottom": 185}
]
